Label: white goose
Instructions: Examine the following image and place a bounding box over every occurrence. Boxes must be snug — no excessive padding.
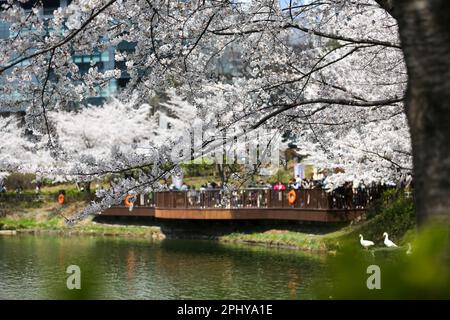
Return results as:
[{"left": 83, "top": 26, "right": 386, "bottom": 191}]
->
[
  {"left": 383, "top": 232, "right": 398, "bottom": 248},
  {"left": 359, "top": 234, "right": 375, "bottom": 249}
]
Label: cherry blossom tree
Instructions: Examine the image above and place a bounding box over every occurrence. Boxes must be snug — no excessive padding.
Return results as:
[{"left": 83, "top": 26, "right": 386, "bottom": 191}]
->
[
  {"left": 0, "top": 0, "right": 448, "bottom": 223},
  {"left": 49, "top": 90, "right": 197, "bottom": 187},
  {"left": 0, "top": 115, "right": 53, "bottom": 174},
  {"left": 299, "top": 114, "right": 411, "bottom": 187}
]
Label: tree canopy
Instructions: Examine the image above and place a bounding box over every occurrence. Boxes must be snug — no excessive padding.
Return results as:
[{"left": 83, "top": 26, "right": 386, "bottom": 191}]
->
[{"left": 1, "top": 0, "right": 448, "bottom": 223}]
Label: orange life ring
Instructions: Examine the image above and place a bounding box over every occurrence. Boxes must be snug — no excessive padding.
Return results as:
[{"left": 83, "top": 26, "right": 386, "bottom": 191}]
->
[
  {"left": 124, "top": 194, "right": 134, "bottom": 207},
  {"left": 288, "top": 190, "right": 296, "bottom": 205},
  {"left": 58, "top": 194, "right": 65, "bottom": 205}
]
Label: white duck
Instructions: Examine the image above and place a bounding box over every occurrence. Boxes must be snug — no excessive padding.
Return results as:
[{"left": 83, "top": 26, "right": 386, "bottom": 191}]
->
[
  {"left": 383, "top": 232, "right": 398, "bottom": 248},
  {"left": 359, "top": 234, "right": 375, "bottom": 249}
]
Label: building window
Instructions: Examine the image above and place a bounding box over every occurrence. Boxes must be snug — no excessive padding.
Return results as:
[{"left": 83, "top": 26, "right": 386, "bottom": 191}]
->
[
  {"left": 73, "top": 53, "right": 103, "bottom": 64},
  {"left": 0, "top": 22, "right": 9, "bottom": 39},
  {"left": 101, "top": 51, "right": 109, "bottom": 62}
]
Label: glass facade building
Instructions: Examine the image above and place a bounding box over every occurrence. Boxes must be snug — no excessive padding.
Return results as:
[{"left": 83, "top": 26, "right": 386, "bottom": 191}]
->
[
  {"left": 0, "top": 0, "right": 132, "bottom": 112},
  {"left": 1, "top": 0, "right": 253, "bottom": 113}
]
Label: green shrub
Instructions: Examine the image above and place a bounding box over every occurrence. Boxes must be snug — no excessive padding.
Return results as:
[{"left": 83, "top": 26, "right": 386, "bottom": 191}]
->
[
  {"left": 181, "top": 161, "right": 214, "bottom": 177},
  {"left": 267, "top": 168, "right": 291, "bottom": 184},
  {"left": 4, "top": 173, "right": 36, "bottom": 190},
  {"left": 357, "top": 189, "right": 415, "bottom": 243}
]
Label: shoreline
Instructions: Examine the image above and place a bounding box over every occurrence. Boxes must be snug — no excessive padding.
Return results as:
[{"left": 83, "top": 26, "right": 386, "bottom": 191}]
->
[
  {"left": 1, "top": 221, "right": 338, "bottom": 253},
  {"left": 0, "top": 201, "right": 343, "bottom": 252},
  {"left": 12, "top": 227, "right": 165, "bottom": 239}
]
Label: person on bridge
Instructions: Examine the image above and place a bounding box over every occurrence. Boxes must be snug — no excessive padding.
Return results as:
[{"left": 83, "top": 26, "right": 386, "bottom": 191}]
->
[
  {"left": 273, "top": 181, "right": 286, "bottom": 191},
  {"left": 258, "top": 180, "right": 272, "bottom": 189},
  {"left": 289, "top": 178, "right": 301, "bottom": 190}
]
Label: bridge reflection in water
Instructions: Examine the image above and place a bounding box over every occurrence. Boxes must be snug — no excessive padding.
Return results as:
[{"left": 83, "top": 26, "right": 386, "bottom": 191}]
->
[{"left": 101, "top": 188, "right": 372, "bottom": 222}]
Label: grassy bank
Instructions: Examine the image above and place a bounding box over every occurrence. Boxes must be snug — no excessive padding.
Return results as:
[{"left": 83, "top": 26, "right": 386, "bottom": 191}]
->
[
  {"left": 0, "top": 217, "right": 163, "bottom": 239},
  {"left": 0, "top": 200, "right": 163, "bottom": 239},
  {"left": 218, "top": 225, "right": 356, "bottom": 252}
]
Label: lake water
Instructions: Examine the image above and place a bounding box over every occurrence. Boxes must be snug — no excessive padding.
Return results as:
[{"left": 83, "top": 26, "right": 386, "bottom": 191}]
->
[{"left": 0, "top": 235, "right": 332, "bottom": 300}]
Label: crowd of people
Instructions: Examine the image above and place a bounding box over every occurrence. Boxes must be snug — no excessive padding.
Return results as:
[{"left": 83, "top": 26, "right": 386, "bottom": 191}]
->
[
  {"left": 155, "top": 172, "right": 414, "bottom": 210},
  {"left": 159, "top": 179, "right": 225, "bottom": 192},
  {"left": 158, "top": 175, "right": 325, "bottom": 193},
  {"left": 262, "top": 176, "right": 325, "bottom": 191}
]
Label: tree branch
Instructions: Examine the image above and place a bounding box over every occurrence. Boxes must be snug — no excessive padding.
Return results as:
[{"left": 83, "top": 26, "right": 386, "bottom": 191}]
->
[
  {"left": 40, "top": 48, "right": 56, "bottom": 145},
  {"left": 0, "top": 0, "right": 117, "bottom": 74},
  {"left": 251, "top": 97, "right": 404, "bottom": 129},
  {"left": 183, "top": 11, "right": 217, "bottom": 71},
  {"left": 210, "top": 22, "right": 401, "bottom": 49}
]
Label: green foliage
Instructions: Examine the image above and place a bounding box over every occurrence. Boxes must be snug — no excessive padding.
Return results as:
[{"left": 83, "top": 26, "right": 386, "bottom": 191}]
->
[
  {"left": 63, "top": 189, "right": 89, "bottom": 202},
  {"left": 0, "top": 193, "right": 45, "bottom": 208},
  {"left": 316, "top": 223, "right": 450, "bottom": 299},
  {"left": 4, "top": 173, "right": 36, "bottom": 190},
  {"left": 330, "top": 190, "right": 415, "bottom": 249},
  {"left": 0, "top": 188, "right": 89, "bottom": 206},
  {"left": 181, "top": 160, "right": 215, "bottom": 177},
  {"left": 267, "top": 168, "right": 291, "bottom": 184},
  {"left": 365, "top": 189, "right": 415, "bottom": 242}
]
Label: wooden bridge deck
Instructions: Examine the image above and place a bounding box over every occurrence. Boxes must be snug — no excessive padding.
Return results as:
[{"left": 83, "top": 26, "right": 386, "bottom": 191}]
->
[{"left": 153, "top": 207, "right": 364, "bottom": 222}]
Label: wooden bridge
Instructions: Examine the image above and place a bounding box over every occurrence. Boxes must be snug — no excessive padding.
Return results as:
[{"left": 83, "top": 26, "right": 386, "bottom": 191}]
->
[{"left": 101, "top": 189, "right": 369, "bottom": 222}]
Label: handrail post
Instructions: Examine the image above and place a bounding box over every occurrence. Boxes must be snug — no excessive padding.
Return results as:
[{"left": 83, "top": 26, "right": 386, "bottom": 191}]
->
[{"left": 172, "top": 191, "right": 175, "bottom": 208}]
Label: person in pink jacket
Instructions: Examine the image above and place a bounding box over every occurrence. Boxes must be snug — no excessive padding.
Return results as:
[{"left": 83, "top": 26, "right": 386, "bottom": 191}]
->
[{"left": 273, "top": 181, "right": 286, "bottom": 191}]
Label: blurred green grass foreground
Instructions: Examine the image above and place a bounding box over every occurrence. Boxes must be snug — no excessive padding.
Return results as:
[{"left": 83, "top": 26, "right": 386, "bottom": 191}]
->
[{"left": 316, "top": 223, "right": 450, "bottom": 299}]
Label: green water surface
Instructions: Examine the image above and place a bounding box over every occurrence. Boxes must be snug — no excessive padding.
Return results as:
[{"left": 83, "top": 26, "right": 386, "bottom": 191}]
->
[{"left": 0, "top": 235, "right": 331, "bottom": 299}]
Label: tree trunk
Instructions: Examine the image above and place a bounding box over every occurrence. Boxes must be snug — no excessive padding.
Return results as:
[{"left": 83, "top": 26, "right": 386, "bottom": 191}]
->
[{"left": 392, "top": 0, "right": 450, "bottom": 223}]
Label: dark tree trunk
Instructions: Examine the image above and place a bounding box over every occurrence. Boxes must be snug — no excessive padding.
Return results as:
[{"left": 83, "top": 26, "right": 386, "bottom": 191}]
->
[{"left": 387, "top": 0, "right": 450, "bottom": 223}]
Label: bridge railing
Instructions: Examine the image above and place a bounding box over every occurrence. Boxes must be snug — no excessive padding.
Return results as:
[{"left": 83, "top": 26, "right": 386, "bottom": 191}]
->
[
  {"left": 120, "top": 193, "right": 156, "bottom": 207},
  {"left": 152, "top": 188, "right": 378, "bottom": 210}
]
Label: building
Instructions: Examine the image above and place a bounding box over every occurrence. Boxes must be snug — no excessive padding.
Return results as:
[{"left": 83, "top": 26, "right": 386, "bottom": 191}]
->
[{"left": 0, "top": 0, "right": 132, "bottom": 112}]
